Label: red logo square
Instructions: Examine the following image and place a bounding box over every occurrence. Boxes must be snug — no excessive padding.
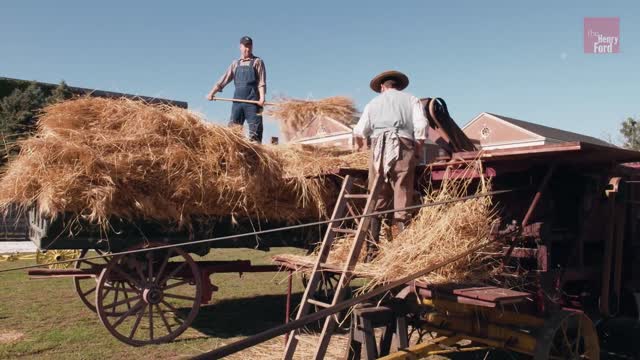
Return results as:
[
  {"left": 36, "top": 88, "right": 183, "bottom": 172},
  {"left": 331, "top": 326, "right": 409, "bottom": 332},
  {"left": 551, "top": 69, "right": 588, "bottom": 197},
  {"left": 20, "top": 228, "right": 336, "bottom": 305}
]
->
[{"left": 584, "top": 17, "right": 620, "bottom": 54}]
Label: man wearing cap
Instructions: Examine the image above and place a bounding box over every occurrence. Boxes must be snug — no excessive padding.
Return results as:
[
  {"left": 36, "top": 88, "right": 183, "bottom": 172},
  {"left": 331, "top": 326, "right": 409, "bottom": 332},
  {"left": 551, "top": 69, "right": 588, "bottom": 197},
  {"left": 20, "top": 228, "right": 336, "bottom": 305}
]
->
[
  {"left": 207, "top": 36, "right": 266, "bottom": 143},
  {"left": 353, "top": 71, "right": 428, "bottom": 253}
]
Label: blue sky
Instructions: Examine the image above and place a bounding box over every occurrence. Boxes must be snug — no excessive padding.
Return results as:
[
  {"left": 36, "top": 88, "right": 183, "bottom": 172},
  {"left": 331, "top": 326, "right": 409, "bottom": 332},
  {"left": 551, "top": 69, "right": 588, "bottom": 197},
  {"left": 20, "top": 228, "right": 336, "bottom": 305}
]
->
[{"left": 1, "top": 1, "right": 638, "bottom": 143}]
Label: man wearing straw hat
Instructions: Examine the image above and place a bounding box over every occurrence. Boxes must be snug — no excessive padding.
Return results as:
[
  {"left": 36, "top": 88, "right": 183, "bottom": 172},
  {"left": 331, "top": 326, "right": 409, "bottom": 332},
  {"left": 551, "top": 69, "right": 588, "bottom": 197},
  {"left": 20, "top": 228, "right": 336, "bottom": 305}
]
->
[
  {"left": 353, "top": 71, "right": 428, "bottom": 255},
  {"left": 207, "top": 36, "right": 266, "bottom": 143}
]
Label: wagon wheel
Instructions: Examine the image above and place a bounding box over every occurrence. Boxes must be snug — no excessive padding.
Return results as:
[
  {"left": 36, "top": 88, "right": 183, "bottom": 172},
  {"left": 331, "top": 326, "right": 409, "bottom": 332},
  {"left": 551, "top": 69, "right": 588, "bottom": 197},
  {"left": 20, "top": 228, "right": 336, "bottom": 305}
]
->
[
  {"left": 36, "top": 249, "right": 80, "bottom": 269},
  {"left": 301, "top": 272, "right": 351, "bottom": 329},
  {"left": 95, "top": 247, "right": 202, "bottom": 346},
  {"left": 533, "top": 311, "right": 599, "bottom": 360},
  {"left": 73, "top": 249, "right": 113, "bottom": 312}
]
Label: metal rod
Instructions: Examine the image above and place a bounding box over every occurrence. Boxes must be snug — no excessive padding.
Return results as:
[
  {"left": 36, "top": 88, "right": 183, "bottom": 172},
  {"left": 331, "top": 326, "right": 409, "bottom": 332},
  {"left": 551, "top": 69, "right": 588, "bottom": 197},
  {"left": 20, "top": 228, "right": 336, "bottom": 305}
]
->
[
  {"left": 0, "top": 188, "right": 514, "bottom": 274},
  {"left": 191, "top": 236, "right": 509, "bottom": 360},
  {"left": 284, "top": 270, "right": 293, "bottom": 345}
]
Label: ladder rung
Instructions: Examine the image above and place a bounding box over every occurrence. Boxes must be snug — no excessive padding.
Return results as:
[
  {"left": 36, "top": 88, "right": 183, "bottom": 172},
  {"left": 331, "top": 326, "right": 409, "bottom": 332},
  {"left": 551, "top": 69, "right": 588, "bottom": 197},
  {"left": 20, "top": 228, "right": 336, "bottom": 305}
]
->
[
  {"left": 331, "top": 228, "right": 357, "bottom": 235},
  {"left": 344, "top": 194, "right": 369, "bottom": 199},
  {"left": 307, "top": 298, "right": 332, "bottom": 308}
]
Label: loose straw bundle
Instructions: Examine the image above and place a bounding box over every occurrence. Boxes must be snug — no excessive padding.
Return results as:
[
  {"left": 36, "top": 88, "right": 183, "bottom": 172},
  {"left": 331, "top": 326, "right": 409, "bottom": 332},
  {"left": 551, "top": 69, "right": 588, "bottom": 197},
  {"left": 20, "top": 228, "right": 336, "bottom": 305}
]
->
[
  {"left": 266, "top": 96, "right": 358, "bottom": 139},
  {"left": 277, "top": 160, "right": 501, "bottom": 286},
  {"left": 0, "top": 97, "right": 367, "bottom": 230},
  {"left": 361, "top": 161, "right": 501, "bottom": 287}
]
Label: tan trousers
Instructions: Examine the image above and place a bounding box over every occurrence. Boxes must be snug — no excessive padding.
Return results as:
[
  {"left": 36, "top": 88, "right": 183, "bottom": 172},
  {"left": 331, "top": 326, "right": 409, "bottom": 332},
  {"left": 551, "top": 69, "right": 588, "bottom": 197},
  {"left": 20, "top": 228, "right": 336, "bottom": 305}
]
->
[{"left": 368, "top": 137, "right": 416, "bottom": 222}]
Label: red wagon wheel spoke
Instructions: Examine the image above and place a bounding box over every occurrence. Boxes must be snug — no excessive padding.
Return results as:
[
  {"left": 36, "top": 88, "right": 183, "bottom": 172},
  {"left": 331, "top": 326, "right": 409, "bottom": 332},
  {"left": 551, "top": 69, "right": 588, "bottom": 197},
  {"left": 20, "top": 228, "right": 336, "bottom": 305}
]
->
[
  {"left": 121, "top": 282, "right": 132, "bottom": 310},
  {"left": 96, "top": 246, "right": 202, "bottom": 346},
  {"left": 103, "top": 295, "right": 143, "bottom": 311},
  {"left": 74, "top": 249, "right": 110, "bottom": 313},
  {"left": 154, "top": 249, "right": 174, "bottom": 285},
  {"left": 160, "top": 262, "right": 187, "bottom": 286},
  {"left": 157, "top": 304, "right": 173, "bottom": 333},
  {"left": 80, "top": 287, "right": 96, "bottom": 298},
  {"left": 113, "top": 282, "right": 121, "bottom": 311},
  {"left": 81, "top": 259, "right": 102, "bottom": 267},
  {"left": 112, "top": 301, "right": 146, "bottom": 329},
  {"left": 148, "top": 303, "right": 154, "bottom": 341},
  {"left": 112, "top": 266, "right": 142, "bottom": 288},
  {"left": 161, "top": 299, "right": 180, "bottom": 314},
  {"left": 147, "top": 253, "right": 154, "bottom": 283},
  {"left": 163, "top": 279, "right": 190, "bottom": 291},
  {"left": 129, "top": 305, "right": 146, "bottom": 340},
  {"left": 102, "top": 285, "right": 140, "bottom": 294}
]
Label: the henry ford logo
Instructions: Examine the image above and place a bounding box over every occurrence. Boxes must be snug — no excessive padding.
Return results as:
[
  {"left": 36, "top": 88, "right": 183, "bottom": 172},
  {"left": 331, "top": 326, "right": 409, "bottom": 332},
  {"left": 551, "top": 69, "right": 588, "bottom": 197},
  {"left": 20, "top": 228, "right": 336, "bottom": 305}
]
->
[{"left": 584, "top": 17, "right": 620, "bottom": 54}]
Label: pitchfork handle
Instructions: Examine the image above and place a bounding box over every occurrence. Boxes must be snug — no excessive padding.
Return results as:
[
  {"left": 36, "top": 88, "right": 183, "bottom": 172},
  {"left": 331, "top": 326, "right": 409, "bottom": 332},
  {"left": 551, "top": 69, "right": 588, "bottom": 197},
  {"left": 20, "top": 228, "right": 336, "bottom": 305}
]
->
[{"left": 210, "top": 97, "right": 277, "bottom": 106}]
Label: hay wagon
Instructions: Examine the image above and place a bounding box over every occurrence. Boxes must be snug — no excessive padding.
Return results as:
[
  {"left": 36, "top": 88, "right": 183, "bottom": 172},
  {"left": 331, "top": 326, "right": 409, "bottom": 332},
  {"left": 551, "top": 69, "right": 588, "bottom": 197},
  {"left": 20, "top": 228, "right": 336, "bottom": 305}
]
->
[
  {"left": 266, "top": 100, "right": 640, "bottom": 360},
  {"left": 23, "top": 204, "right": 338, "bottom": 346}
]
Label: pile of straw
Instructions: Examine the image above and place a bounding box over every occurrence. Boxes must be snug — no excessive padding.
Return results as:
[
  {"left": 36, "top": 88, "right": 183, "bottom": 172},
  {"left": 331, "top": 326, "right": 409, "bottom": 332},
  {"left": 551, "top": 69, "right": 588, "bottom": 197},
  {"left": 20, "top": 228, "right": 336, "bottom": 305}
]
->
[
  {"left": 266, "top": 96, "right": 358, "bottom": 140},
  {"left": 361, "top": 162, "right": 500, "bottom": 286},
  {"left": 277, "top": 161, "right": 501, "bottom": 286},
  {"left": 0, "top": 97, "right": 367, "bottom": 230}
]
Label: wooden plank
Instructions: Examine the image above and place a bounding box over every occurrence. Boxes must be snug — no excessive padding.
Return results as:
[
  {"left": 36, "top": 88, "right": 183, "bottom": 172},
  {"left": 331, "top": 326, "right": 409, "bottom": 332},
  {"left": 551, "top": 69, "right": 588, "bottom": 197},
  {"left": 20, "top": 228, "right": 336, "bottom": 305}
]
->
[{"left": 451, "top": 286, "right": 529, "bottom": 303}]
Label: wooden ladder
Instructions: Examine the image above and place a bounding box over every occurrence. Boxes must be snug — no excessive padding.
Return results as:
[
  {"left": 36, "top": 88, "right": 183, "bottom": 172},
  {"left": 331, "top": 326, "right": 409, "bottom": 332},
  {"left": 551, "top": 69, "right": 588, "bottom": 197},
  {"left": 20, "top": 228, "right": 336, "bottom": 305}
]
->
[{"left": 283, "top": 174, "right": 382, "bottom": 360}]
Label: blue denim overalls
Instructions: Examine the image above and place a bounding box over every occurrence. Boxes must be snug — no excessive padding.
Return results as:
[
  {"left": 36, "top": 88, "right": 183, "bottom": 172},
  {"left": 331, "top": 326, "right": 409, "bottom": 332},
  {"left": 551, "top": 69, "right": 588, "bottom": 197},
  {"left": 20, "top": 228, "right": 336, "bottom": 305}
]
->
[{"left": 229, "top": 58, "right": 263, "bottom": 143}]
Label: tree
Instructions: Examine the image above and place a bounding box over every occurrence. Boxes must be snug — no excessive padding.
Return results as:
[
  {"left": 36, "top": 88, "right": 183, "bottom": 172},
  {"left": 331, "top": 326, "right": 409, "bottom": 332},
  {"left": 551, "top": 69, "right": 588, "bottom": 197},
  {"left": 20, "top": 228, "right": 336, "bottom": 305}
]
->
[
  {"left": 0, "top": 80, "right": 72, "bottom": 137},
  {"left": 620, "top": 117, "right": 640, "bottom": 150},
  {"left": 0, "top": 80, "right": 73, "bottom": 162},
  {"left": 0, "top": 82, "right": 47, "bottom": 137},
  {"left": 48, "top": 81, "right": 73, "bottom": 105}
]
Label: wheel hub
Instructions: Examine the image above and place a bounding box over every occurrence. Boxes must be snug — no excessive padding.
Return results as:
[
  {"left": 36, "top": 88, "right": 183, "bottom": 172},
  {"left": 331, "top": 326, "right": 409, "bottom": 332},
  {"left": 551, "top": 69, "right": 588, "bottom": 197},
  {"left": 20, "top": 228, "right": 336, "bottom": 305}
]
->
[{"left": 143, "top": 287, "right": 163, "bottom": 305}]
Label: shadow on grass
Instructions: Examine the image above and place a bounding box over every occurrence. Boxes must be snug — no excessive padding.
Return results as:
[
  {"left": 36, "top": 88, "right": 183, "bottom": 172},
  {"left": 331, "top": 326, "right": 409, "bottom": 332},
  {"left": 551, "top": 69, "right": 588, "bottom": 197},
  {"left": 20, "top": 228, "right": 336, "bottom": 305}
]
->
[
  {"left": 189, "top": 292, "right": 304, "bottom": 338},
  {"left": 189, "top": 286, "right": 360, "bottom": 338}
]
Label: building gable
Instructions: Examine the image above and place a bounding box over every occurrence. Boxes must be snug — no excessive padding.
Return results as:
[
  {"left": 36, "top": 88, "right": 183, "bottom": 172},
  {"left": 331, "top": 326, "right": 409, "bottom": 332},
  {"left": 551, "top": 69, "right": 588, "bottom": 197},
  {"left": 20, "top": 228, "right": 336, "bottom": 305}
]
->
[
  {"left": 463, "top": 113, "right": 546, "bottom": 149},
  {"left": 462, "top": 112, "right": 613, "bottom": 150}
]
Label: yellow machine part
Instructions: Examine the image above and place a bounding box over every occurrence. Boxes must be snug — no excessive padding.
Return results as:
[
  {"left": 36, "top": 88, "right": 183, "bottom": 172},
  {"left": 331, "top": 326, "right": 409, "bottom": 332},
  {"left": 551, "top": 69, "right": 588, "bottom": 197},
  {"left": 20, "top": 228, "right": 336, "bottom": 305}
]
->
[
  {"left": 382, "top": 297, "right": 598, "bottom": 360},
  {"left": 35, "top": 250, "right": 81, "bottom": 269},
  {"left": 1, "top": 250, "right": 80, "bottom": 269}
]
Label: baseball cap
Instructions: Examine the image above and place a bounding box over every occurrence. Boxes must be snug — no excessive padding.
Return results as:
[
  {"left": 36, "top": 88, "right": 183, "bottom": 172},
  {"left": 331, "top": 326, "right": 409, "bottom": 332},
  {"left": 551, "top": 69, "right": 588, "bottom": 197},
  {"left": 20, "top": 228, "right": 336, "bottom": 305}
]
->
[{"left": 240, "top": 36, "right": 253, "bottom": 46}]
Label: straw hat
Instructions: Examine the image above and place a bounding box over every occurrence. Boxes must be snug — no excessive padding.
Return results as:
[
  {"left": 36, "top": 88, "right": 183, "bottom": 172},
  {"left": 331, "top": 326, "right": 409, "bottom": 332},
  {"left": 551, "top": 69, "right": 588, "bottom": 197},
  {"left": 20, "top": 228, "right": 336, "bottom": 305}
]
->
[{"left": 369, "top": 70, "right": 409, "bottom": 93}]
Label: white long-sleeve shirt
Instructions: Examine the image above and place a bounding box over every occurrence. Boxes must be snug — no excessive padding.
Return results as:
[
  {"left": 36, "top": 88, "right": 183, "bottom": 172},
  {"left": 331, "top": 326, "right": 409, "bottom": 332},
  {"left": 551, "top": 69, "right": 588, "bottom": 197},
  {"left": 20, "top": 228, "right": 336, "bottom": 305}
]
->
[{"left": 353, "top": 89, "right": 428, "bottom": 141}]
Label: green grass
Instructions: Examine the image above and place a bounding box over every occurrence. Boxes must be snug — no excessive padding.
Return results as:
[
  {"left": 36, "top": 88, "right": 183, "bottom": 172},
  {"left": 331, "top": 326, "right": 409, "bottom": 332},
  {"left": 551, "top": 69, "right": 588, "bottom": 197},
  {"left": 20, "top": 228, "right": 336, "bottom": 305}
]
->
[{"left": 0, "top": 247, "right": 307, "bottom": 359}]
